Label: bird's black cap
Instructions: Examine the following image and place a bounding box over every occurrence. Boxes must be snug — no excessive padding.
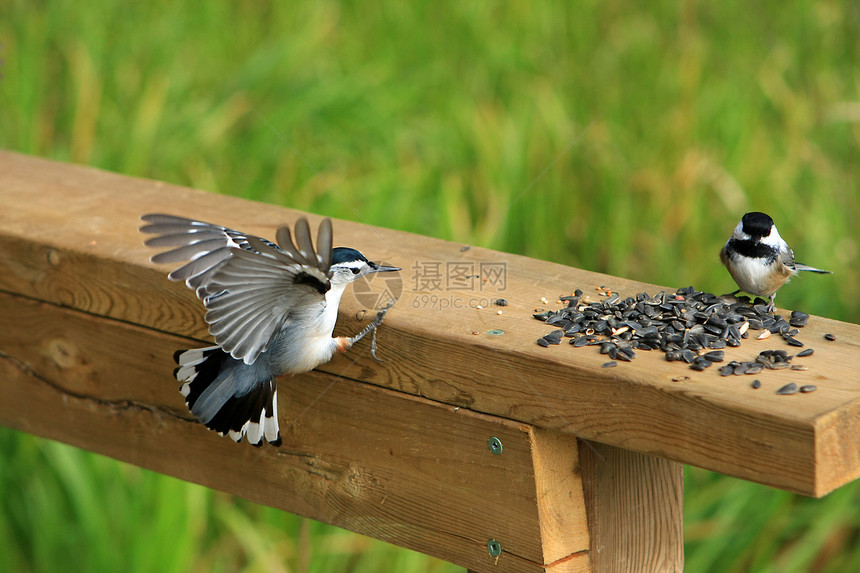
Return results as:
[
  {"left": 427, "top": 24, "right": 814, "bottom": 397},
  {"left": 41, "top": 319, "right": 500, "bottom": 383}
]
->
[
  {"left": 332, "top": 247, "right": 369, "bottom": 265},
  {"left": 741, "top": 212, "right": 774, "bottom": 238}
]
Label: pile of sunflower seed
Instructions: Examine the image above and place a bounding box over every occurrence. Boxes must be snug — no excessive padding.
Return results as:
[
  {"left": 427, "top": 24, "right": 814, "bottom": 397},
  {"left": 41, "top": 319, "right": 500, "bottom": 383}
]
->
[{"left": 535, "top": 286, "right": 814, "bottom": 374}]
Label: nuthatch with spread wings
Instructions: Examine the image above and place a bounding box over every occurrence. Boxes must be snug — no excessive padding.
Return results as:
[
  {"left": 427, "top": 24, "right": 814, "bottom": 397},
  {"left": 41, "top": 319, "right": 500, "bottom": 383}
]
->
[
  {"left": 140, "top": 214, "right": 399, "bottom": 446},
  {"left": 720, "top": 211, "right": 831, "bottom": 312}
]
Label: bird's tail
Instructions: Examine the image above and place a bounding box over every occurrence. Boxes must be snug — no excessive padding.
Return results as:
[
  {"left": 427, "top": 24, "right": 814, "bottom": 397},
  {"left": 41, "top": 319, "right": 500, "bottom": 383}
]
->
[
  {"left": 794, "top": 263, "right": 832, "bottom": 274},
  {"left": 174, "top": 346, "right": 281, "bottom": 446}
]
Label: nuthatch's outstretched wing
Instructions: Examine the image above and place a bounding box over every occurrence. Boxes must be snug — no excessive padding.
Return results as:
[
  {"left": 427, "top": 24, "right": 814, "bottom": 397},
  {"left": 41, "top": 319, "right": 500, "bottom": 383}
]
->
[{"left": 140, "top": 214, "right": 334, "bottom": 364}]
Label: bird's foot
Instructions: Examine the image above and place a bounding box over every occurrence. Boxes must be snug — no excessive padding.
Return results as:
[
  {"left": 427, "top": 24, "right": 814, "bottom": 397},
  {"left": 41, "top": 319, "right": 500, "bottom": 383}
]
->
[
  {"left": 370, "top": 299, "right": 396, "bottom": 361},
  {"left": 346, "top": 298, "right": 398, "bottom": 360}
]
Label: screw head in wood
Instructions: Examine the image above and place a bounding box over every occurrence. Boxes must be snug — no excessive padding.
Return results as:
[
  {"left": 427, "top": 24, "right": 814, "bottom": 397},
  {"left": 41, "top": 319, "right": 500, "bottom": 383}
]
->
[
  {"left": 488, "top": 436, "right": 503, "bottom": 455},
  {"left": 487, "top": 539, "right": 502, "bottom": 557}
]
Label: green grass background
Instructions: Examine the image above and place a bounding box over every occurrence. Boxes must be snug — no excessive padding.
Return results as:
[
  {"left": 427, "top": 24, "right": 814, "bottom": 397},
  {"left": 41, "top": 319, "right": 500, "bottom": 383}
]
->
[{"left": 2, "top": 0, "right": 859, "bottom": 571}]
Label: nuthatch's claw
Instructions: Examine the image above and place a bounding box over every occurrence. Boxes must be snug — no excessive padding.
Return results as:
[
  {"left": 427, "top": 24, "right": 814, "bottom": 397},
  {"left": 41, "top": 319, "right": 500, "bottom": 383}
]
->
[
  {"left": 348, "top": 298, "right": 398, "bottom": 360},
  {"left": 370, "top": 298, "right": 397, "bottom": 361},
  {"left": 371, "top": 327, "right": 381, "bottom": 362}
]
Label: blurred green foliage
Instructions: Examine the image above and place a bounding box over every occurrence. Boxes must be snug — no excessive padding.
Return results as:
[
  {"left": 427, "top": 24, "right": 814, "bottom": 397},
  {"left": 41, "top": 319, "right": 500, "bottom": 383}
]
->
[{"left": 1, "top": 0, "right": 858, "bottom": 571}]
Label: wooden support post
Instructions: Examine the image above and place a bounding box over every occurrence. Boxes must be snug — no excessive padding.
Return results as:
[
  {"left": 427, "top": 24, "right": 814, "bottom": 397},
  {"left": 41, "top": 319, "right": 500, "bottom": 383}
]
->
[{"left": 579, "top": 441, "right": 684, "bottom": 572}]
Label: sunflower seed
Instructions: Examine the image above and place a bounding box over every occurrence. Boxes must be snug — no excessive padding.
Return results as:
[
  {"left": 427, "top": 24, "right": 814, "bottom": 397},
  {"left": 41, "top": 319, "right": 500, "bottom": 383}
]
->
[
  {"left": 619, "top": 346, "right": 637, "bottom": 359},
  {"left": 535, "top": 286, "right": 815, "bottom": 376},
  {"left": 753, "top": 304, "right": 770, "bottom": 315},
  {"left": 777, "top": 383, "right": 798, "bottom": 395},
  {"left": 796, "top": 348, "right": 814, "bottom": 357},
  {"left": 565, "top": 324, "right": 582, "bottom": 336},
  {"left": 824, "top": 333, "right": 836, "bottom": 341},
  {"left": 800, "top": 385, "right": 817, "bottom": 393},
  {"left": 602, "top": 361, "right": 618, "bottom": 368},
  {"left": 638, "top": 325, "right": 660, "bottom": 338},
  {"left": 543, "top": 330, "right": 564, "bottom": 345},
  {"left": 783, "top": 335, "right": 804, "bottom": 347},
  {"left": 751, "top": 379, "right": 761, "bottom": 389},
  {"left": 546, "top": 314, "right": 566, "bottom": 326},
  {"left": 789, "top": 311, "right": 809, "bottom": 327}
]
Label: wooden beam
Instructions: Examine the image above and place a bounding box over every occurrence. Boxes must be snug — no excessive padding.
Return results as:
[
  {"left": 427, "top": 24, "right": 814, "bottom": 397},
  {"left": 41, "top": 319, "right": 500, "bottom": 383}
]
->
[
  {"left": 1, "top": 150, "right": 859, "bottom": 497},
  {"left": 579, "top": 441, "right": 684, "bottom": 572},
  {"left": 0, "top": 291, "right": 592, "bottom": 572}
]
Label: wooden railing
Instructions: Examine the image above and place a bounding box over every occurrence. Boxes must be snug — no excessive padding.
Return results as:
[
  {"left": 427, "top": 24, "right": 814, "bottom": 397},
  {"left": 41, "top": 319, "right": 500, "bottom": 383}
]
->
[{"left": 2, "top": 151, "right": 858, "bottom": 572}]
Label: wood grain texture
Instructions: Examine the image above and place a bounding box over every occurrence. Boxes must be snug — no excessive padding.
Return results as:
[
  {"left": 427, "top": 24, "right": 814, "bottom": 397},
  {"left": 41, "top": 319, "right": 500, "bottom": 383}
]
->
[
  {"left": 579, "top": 440, "right": 684, "bottom": 572},
  {"left": 1, "top": 150, "right": 859, "bottom": 496},
  {"left": 0, "top": 292, "right": 591, "bottom": 572}
]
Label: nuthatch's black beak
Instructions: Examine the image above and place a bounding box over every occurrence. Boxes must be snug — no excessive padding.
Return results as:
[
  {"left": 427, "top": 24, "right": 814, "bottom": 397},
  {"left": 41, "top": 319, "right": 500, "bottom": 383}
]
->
[{"left": 369, "top": 263, "right": 401, "bottom": 273}]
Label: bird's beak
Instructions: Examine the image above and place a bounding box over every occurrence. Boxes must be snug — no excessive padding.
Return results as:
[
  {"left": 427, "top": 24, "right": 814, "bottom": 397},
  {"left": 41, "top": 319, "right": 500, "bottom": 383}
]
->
[{"left": 370, "top": 264, "right": 401, "bottom": 273}]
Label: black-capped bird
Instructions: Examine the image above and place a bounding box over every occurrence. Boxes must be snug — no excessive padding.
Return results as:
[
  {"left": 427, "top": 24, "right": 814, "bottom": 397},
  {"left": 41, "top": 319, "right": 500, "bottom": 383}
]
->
[
  {"left": 140, "top": 214, "right": 399, "bottom": 446},
  {"left": 720, "top": 211, "right": 831, "bottom": 312}
]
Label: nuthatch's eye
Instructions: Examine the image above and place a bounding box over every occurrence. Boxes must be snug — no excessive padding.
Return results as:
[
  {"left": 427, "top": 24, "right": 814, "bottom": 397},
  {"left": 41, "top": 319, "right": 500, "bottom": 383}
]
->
[{"left": 351, "top": 267, "right": 361, "bottom": 275}]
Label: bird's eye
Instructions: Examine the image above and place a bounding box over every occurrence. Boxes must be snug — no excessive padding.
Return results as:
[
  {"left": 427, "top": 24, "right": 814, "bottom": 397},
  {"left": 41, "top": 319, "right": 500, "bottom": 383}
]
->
[{"left": 350, "top": 268, "right": 361, "bottom": 275}]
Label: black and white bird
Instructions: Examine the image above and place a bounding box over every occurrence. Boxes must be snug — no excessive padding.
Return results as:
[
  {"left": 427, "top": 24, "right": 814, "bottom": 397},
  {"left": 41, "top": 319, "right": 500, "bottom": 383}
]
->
[
  {"left": 720, "top": 211, "right": 831, "bottom": 312},
  {"left": 140, "top": 214, "right": 399, "bottom": 446}
]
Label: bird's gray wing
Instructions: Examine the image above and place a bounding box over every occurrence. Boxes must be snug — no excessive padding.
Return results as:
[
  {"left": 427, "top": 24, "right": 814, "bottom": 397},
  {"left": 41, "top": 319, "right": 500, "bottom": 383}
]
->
[
  {"left": 276, "top": 217, "right": 333, "bottom": 272},
  {"left": 141, "top": 214, "right": 334, "bottom": 364},
  {"left": 778, "top": 244, "right": 798, "bottom": 271},
  {"left": 777, "top": 243, "right": 831, "bottom": 274},
  {"left": 202, "top": 239, "right": 332, "bottom": 364},
  {"left": 140, "top": 214, "right": 291, "bottom": 298},
  {"left": 793, "top": 263, "right": 832, "bottom": 274}
]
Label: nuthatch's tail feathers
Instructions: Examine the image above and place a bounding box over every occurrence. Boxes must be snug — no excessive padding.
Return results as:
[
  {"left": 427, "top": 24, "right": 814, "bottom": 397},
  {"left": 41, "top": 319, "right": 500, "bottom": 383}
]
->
[
  {"left": 174, "top": 347, "right": 281, "bottom": 446},
  {"left": 794, "top": 263, "right": 832, "bottom": 274}
]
